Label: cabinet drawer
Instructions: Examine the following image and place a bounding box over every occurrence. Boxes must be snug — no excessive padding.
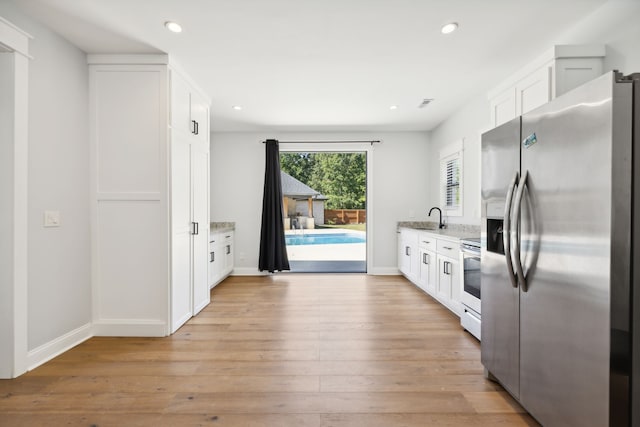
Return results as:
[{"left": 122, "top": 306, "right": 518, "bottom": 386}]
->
[
  {"left": 418, "top": 232, "right": 437, "bottom": 251},
  {"left": 436, "top": 239, "right": 460, "bottom": 257}
]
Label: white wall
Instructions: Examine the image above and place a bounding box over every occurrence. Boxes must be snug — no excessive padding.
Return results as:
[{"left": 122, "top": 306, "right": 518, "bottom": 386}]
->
[
  {"left": 558, "top": 0, "right": 640, "bottom": 73},
  {"left": 293, "top": 200, "right": 325, "bottom": 226},
  {"left": 426, "top": 0, "right": 640, "bottom": 226},
  {"left": 427, "top": 95, "right": 489, "bottom": 226},
  {"left": 0, "top": 4, "right": 91, "bottom": 355},
  {"left": 210, "top": 132, "right": 430, "bottom": 274}
]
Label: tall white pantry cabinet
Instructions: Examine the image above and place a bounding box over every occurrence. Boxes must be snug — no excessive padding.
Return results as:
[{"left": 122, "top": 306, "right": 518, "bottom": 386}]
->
[{"left": 89, "top": 54, "right": 210, "bottom": 337}]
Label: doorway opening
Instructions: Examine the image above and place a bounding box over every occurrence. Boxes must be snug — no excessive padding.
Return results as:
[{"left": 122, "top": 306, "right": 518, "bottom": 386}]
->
[{"left": 280, "top": 151, "right": 367, "bottom": 273}]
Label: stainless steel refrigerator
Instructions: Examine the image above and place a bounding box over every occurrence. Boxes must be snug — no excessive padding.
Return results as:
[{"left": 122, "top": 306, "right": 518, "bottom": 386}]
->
[{"left": 481, "top": 71, "right": 639, "bottom": 426}]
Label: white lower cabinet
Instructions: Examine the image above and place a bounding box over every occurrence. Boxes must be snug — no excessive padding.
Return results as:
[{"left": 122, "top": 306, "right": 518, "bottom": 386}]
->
[
  {"left": 209, "top": 230, "right": 234, "bottom": 288},
  {"left": 436, "top": 254, "right": 461, "bottom": 316},
  {"left": 398, "top": 227, "right": 462, "bottom": 317},
  {"left": 208, "top": 237, "right": 220, "bottom": 288},
  {"left": 222, "top": 232, "right": 234, "bottom": 277},
  {"left": 417, "top": 247, "right": 437, "bottom": 294},
  {"left": 398, "top": 229, "right": 418, "bottom": 282}
]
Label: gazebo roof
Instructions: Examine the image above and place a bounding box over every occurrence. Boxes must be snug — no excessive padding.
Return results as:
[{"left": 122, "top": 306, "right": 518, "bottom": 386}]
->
[{"left": 281, "top": 171, "right": 327, "bottom": 200}]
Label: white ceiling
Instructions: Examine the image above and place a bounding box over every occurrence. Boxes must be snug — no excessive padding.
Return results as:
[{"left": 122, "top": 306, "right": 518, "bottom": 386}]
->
[{"left": 12, "top": 0, "right": 609, "bottom": 132}]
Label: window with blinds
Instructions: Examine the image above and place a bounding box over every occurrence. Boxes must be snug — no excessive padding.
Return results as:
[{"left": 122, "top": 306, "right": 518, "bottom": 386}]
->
[{"left": 440, "top": 141, "right": 463, "bottom": 216}]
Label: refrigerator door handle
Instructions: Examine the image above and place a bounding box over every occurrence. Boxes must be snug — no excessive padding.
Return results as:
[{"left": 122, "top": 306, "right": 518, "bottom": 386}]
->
[
  {"left": 503, "top": 171, "right": 519, "bottom": 288},
  {"left": 512, "top": 170, "right": 529, "bottom": 291}
]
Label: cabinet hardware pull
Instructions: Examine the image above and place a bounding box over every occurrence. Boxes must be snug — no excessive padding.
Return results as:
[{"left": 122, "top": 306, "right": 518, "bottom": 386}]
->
[
  {"left": 226, "top": 245, "right": 231, "bottom": 254},
  {"left": 210, "top": 252, "right": 215, "bottom": 262},
  {"left": 405, "top": 246, "right": 410, "bottom": 256},
  {"left": 192, "top": 222, "right": 199, "bottom": 235},
  {"left": 195, "top": 121, "right": 199, "bottom": 135},
  {"left": 191, "top": 120, "right": 197, "bottom": 134},
  {"left": 195, "top": 222, "right": 199, "bottom": 235},
  {"left": 444, "top": 261, "right": 450, "bottom": 275},
  {"left": 423, "top": 253, "right": 429, "bottom": 265},
  {"left": 443, "top": 246, "right": 453, "bottom": 250},
  {"left": 422, "top": 240, "right": 430, "bottom": 244}
]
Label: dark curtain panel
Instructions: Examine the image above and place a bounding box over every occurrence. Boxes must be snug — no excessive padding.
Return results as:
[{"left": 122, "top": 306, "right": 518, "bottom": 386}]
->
[{"left": 258, "top": 139, "right": 290, "bottom": 273}]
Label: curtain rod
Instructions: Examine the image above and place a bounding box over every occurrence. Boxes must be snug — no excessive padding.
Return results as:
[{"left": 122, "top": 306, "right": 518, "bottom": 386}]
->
[{"left": 262, "top": 140, "right": 381, "bottom": 145}]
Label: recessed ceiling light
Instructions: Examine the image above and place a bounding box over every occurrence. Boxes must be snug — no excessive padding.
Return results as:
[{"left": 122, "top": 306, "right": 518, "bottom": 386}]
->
[
  {"left": 389, "top": 105, "right": 398, "bottom": 110},
  {"left": 232, "top": 105, "right": 242, "bottom": 111},
  {"left": 164, "top": 21, "right": 182, "bottom": 33},
  {"left": 441, "top": 22, "right": 458, "bottom": 34}
]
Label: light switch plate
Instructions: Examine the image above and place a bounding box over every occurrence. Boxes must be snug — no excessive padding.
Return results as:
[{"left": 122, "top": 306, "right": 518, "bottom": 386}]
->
[{"left": 44, "top": 210, "right": 61, "bottom": 227}]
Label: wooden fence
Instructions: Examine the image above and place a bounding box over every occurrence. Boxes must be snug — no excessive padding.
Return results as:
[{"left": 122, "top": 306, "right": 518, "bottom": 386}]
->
[{"left": 324, "top": 209, "right": 366, "bottom": 224}]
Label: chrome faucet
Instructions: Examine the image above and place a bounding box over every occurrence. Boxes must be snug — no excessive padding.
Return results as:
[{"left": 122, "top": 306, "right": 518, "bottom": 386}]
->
[{"left": 429, "top": 207, "right": 445, "bottom": 229}]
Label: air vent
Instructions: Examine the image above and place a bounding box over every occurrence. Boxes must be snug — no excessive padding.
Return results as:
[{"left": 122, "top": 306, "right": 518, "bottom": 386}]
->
[{"left": 418, "top": 98, "right": 434, "bottom": 108}]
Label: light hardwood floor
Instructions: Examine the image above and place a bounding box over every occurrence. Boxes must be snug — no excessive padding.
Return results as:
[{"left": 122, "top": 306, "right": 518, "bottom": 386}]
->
[{"left": 0, "top": 274, "right": 538, "bottom": 426}]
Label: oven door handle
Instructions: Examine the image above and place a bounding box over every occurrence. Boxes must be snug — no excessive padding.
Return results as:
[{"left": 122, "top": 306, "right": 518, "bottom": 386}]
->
[
  {"left": 460, "top": 243, "right": 480, "bottom": 255},
  {"left": 461, "top": 247, "right": 480, "bottom": 256}
]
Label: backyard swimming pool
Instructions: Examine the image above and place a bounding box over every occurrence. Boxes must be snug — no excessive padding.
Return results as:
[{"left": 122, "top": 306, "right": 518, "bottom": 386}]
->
[{"left": 285, "top": 232, "right": 366, "bottom": 246}]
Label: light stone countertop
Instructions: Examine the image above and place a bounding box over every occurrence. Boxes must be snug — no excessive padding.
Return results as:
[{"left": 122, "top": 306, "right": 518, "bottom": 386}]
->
[
  {"left": 210, "top": 222, "right": 235, "bottom": 233},
  {"left": 397, "top": 221, "right": 480, "bottom": 241}
]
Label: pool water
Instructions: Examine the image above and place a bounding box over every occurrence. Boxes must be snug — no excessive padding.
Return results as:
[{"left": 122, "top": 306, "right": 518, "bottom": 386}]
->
[{"left": 286, "top": 232, "right": 366, "bottom": 246}]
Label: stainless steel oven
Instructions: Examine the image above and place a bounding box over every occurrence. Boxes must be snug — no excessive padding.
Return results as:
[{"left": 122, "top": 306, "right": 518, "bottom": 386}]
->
[{"left": 460, "top": 237, "right": 481, "bottom": 340}]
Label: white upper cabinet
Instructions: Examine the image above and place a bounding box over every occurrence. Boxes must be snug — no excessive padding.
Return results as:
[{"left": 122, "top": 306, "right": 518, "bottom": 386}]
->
[
  {"left": 490, "top": 88, "right": 517, "bottom": 129},
  {"left": 489, "top": 45, "right": 605, "bottom": 128},
  {"left": 517, "top": 65, "right": 551, "bottom": 116},
  {"left": 191, "top": 90, "right": 210, "bottom": 145},
  {"left": 171, "top": 70, "right": 210, "bottom": 144}
]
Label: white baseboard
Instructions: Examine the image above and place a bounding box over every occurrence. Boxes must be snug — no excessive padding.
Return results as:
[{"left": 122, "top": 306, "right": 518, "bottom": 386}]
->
[
  {"left": 232, "top": 267, "right": 400, "bottom": 276},
  {"left": 231, "top": 267, "right": 269, "bottom": 276},
  {"left": 369, "top": 267, "right": 401, "bottom": 275},
  {"left": 27, "top": 322, "right": 93, "bottom": 371},
  {"left": 93, "top": 319, "right": 167, "bottom": 337}
]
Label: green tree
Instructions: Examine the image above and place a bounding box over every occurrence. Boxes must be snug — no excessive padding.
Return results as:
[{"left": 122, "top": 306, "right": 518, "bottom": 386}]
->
[
  {"left": 309, "top": 153, "right": 366, "bottom": 210},
  {"left": 280, "top": 151, "right": 366, "bottom": 210},
  {"left": 279, "top": 152, "right": 315, "bottom": 184}
]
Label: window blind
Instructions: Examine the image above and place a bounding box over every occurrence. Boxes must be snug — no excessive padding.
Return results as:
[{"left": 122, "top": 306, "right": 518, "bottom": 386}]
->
[
  {"left": 439, "top": 140, "right": 463, "bottom": 217},
  {"left": 444, "top": 157, "right": 460, "bottom": 210},
  {"left": 439, "top": 151, "right": 462, "bottom": 217}
]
